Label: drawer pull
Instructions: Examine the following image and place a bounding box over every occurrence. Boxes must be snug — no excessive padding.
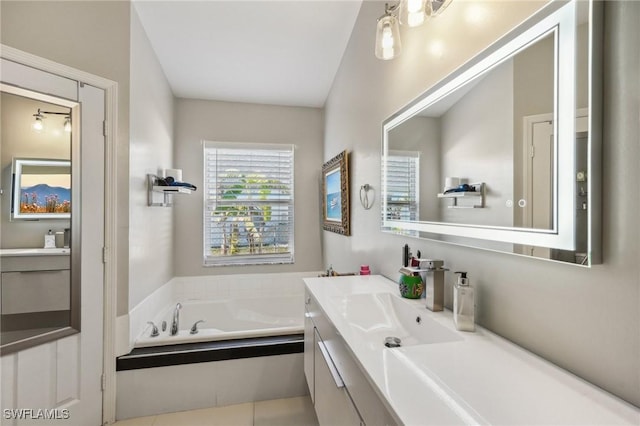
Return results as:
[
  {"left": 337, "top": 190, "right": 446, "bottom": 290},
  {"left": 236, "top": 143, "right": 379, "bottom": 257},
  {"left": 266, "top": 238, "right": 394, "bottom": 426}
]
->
[{"left": 317, "top": 340, "right": 344, "bottom": 389}]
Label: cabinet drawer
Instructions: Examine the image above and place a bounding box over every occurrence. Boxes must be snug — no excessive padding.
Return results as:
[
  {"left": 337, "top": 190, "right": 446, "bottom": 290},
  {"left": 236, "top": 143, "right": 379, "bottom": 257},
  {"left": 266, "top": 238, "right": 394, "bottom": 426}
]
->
[
  {"left": 1, "top": 270, "right": 70, "bottom": 314},
  {"left": 305, "top": 290, "right": 400, "bottom": 426},
  {"left": 314, "top": 329, "right": 363, "bottom": 426}
]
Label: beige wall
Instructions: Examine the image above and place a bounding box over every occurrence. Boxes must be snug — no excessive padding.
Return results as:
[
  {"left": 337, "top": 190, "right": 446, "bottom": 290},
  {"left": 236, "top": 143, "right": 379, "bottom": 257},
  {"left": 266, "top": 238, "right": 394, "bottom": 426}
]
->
[
  {"left": 440, "top": 59, "right": 514, "bottom": 226},
  {"left": 324, "top": 0, "right": 640, "bottom": 407},
  {"left": 1, "top": 0, "right": 132, "bottom": 314},
  {"left": 128, "top": 7, "right": 175, "bottom": 310},
  {"left": 173, "top": 99, "right": 323, "bottom": 276}
]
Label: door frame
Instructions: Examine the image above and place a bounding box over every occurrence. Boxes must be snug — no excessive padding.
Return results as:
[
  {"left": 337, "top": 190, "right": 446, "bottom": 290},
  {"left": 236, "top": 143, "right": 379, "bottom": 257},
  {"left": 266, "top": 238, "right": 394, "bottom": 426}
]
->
[
  {"left": 521, "top": 108, "right": 589, "bottom": 257},
  {"left": 1, "top": 44, "right": 119, "bottom": 425}
]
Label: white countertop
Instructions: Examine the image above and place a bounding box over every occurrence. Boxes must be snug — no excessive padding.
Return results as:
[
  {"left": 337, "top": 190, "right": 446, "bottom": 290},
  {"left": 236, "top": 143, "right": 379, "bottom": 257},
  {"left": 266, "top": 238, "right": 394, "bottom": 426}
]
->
[
  {"left": 304, "top": 275, "right": 639, "bottom": 425},
  {"left": 0, "top": 248, "right": 71, "bottom": 257}
]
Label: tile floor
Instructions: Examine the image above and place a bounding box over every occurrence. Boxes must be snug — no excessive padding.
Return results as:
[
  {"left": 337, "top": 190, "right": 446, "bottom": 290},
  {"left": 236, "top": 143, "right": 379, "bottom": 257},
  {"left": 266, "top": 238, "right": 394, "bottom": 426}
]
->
[{"left": 112, "top": 396, "right": 318, "bottom": 426}]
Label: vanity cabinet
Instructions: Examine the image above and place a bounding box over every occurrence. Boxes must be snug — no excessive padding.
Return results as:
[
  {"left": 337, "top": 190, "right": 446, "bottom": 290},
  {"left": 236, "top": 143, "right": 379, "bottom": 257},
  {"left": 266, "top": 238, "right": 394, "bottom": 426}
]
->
[
  {"left": 304, "top": 290, "right": 398, "bottom": 426},
  {"left": 0, "top": 253, "right": 70, "bottom": 314}
]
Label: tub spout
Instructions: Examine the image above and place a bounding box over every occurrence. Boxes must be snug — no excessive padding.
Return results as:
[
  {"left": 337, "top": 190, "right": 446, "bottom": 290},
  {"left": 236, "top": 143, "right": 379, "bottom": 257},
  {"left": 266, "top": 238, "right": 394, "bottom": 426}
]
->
[
  {"left": 171, "top": 302, "right": 182, "bottom": 336},
  {"left": 190, "top": 320, "right": 205, "bottom": 335}
]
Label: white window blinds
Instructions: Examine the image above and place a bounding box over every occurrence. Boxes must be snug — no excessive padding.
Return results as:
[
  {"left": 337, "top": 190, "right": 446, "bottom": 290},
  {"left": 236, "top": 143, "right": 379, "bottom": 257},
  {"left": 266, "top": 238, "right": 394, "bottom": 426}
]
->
[
  {"left": 203, "top": 141, "right": 294, "bottom": 266},
  {"left": 384, "top": 150, "right": 420, "bottom": 222}
]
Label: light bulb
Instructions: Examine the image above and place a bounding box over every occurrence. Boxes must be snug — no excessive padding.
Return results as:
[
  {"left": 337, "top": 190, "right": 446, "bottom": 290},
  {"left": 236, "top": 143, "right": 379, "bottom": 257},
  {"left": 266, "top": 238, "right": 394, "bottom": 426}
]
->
[
  {"left": 401, "top": 0, "right": 427, "bottom": 27},
  {"left": 382, "top": 24, "right": 394, "bottom": 48},
  {"left": 32, "top": 116, "right": 44, "bottom": 132},
  {"left": 64, "top": 117, "right": 71, "bottom": 132}
]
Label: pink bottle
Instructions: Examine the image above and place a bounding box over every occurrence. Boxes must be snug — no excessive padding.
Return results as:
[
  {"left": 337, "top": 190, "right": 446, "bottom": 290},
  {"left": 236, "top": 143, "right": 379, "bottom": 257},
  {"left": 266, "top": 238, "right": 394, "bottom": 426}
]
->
[{"left": 360, "top": 265, "right": 371, "bottom": 275}]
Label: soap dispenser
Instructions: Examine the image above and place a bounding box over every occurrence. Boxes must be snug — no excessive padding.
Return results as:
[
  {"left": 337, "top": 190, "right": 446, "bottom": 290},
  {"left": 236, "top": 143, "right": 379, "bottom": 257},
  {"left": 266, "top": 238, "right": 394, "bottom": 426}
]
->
[{"left": 453, "top": 272, "right": 475, "bottom": 332}]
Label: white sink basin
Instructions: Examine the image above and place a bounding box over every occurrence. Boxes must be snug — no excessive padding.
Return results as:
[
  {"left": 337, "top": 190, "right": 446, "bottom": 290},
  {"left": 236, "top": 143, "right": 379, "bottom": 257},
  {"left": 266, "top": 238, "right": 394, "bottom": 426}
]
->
[
  {"left": 333, "top": 292, "right": 462, "bottom": 347},
  {"left": 0, "top": 248, "right": 71, "bottom": 257}
]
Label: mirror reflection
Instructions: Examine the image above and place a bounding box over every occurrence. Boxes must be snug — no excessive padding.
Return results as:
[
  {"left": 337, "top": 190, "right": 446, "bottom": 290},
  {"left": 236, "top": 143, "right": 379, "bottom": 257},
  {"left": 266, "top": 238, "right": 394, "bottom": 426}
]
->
[
  {"left": 1, "top": 89, "right": 77, "bottom": 352},
  {"left": 382, "top": 0, "right": 597, "bottom": 265}
]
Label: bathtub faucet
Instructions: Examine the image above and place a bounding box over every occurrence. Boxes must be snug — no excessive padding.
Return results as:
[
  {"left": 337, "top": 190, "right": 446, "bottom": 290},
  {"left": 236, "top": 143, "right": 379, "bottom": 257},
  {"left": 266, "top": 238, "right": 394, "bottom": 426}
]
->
[{"left": 171, "top": 302, "right": 182, "bottom": 336}]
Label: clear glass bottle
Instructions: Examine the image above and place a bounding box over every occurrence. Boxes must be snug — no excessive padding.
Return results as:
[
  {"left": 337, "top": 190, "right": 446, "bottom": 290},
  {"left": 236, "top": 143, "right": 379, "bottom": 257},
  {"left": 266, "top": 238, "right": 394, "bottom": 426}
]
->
[{"left": 453, "top": 272, "right": 475, "bottom": 331}]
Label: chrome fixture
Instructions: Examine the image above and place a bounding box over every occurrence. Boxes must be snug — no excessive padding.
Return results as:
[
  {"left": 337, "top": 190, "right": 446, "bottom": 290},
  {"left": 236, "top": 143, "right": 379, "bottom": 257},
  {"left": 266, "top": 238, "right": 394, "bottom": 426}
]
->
[
  {"left": 147, "top": 322, "right": 159, "bottom": 337},
  {"left": 359, "top": 184, "right": 375, "bottom": 210},
  {"left": 420, "top": 259, "right": 446, "bottom": 312},
  {"left": 190, "top": 320, "right": 205, "bottom": 335},
  {"left": 32, "top": 108, "right": 71, "bottom": 132},
  {"left": 375, "top": 0, "right": 454, "bottom": 60},
  {"left": 170, "top": 302, "right": 182, "bottom": 336}
]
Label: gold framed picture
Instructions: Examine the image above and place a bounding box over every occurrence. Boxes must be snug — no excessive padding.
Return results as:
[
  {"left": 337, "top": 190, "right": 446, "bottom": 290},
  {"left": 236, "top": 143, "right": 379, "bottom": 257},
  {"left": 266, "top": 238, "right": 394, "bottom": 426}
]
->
[{"left": 322, "top": 150, "right": 350, "bottom": 236}]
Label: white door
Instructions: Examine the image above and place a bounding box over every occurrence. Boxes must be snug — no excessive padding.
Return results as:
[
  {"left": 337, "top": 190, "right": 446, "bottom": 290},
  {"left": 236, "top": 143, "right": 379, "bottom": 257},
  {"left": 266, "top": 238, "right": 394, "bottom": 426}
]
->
[
  {"left": 530, "top": 120, "right": 554, "bottom": 258},
  {"left": 0, "top": 64, "right": 105, "bottom": 426}
]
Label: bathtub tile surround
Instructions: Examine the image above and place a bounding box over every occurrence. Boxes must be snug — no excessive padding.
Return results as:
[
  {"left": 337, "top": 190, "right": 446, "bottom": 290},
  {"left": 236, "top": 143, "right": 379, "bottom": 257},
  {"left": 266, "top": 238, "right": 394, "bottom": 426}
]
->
[
  {"left": 116, "top": 271, "right": 316, "bottom": 420},
  {"left": 116, "top": 354, "right": 307, "bottom": 420},
  {"left": 125, "top": 271, "right": 316, "bottom": 352}
]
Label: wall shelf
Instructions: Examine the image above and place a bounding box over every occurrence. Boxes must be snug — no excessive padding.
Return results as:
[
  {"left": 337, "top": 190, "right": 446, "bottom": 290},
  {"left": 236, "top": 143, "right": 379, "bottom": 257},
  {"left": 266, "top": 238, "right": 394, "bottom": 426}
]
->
[
  {"left": 437, "top": 182, "right": 485, "bottom": 209},
  {"left": 147, "top": 174, "right": 192, "bottom": 206}
]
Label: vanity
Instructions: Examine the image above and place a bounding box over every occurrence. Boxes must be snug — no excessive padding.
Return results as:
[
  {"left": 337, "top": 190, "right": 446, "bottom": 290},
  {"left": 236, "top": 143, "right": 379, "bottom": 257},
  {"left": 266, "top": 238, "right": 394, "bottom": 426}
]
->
[
  {"left": 303, "top": 275, "right": 639, "bottom": 425},
  {"left": 0, "top": 248, "right": 71, "bottom": 347}
]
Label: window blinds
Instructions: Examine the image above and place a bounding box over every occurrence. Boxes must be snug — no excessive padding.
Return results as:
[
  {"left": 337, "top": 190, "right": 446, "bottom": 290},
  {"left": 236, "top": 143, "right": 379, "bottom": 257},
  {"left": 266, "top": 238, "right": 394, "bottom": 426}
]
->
[
  {"left": 384, "top": 151, "right": 420, "bottom": 222},
  {"left": 203, "top": 141, "right": 294, "bottom": 266}
]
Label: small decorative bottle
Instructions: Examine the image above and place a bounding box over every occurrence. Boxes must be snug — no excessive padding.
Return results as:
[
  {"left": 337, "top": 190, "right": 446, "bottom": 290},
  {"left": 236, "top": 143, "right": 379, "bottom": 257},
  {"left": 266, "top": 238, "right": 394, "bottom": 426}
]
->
[{"left": 453, "top": 272, "right": 475, "bottom": 332}]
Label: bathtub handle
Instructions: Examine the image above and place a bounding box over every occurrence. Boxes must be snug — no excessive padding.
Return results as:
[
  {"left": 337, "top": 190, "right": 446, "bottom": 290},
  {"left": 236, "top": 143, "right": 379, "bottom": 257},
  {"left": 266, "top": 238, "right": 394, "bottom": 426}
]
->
[
  {"left": 190, "top": 320, "right": 205, "bottom": 335},
  {"left": 147, "top": 322, "right": 159, "bottom": 337}
]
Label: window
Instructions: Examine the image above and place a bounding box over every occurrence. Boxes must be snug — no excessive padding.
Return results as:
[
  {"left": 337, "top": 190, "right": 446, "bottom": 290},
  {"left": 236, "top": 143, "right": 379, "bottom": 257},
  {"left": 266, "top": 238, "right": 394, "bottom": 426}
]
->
[
  {"left": 384, "top": 150, "right": 420, "bottom": 222},
  {"left": 203, "top": 141, "right": 294, "bottom": 266}
]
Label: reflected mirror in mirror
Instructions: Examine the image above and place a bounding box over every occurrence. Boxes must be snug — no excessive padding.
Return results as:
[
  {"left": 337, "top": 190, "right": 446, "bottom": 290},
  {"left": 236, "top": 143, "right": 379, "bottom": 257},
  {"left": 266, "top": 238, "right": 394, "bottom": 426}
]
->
[
  {"left": 0, "top": 86, "right": 80, "bottom": 354},
  {"left": 382, "top": 0, "right": 601, "bottom": 266}
]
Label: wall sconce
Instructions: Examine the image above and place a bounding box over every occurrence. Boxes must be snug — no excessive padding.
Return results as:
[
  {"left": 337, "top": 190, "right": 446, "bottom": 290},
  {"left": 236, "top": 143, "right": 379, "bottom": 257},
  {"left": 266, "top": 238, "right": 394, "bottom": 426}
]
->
[
  {"left": 32, "top": 108, "right": 71, "bottom": 133},
  {"left": 375, "top": 0, "right": 454, "bottom": 60}
]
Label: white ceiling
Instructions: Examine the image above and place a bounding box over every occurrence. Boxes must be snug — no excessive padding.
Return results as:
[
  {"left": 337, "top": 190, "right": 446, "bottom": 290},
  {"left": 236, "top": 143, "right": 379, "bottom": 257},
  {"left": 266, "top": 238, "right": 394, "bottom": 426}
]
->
[{"left": 133, "top": 0, "right": 363, "bottom": 108}]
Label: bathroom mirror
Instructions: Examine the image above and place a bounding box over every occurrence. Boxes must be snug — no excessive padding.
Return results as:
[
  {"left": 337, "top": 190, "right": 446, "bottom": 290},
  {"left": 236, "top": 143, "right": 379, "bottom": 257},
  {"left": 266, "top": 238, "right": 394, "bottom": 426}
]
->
[
  {"left": 382, "top": 0, "right": 602, "bottom": 266},
  {"left": 0, "top": 84, "right": 81, "bottom": 354},
  {"left": 11, "top": 158, "right": 71, "bottom": 220}
]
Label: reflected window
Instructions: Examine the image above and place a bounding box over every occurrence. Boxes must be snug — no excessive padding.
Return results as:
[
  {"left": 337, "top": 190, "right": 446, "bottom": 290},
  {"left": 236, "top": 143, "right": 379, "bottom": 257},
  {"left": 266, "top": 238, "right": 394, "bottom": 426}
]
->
[{"left": 384, "top": 150, "right": 420, "bottom": 221}]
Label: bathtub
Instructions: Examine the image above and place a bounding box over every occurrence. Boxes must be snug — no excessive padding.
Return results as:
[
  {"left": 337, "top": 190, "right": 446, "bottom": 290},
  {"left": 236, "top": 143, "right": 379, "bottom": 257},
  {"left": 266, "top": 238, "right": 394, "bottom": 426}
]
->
[{"left": 135, "top": 294, "right": 304, "bottom": 348}]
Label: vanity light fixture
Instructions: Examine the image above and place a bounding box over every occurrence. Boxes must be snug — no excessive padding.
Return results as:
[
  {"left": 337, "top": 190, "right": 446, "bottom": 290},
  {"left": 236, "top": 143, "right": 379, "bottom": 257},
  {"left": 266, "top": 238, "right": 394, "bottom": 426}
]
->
[
  {"left": 32, "top": 110, "right": 45, "bottom": 131},
  {"left": 375, "top": 3, "right": 402, "bottom": 60},
  {"left": 32, "top": 108, "right": 71, "bottom": 132},
  {"left": 375, "top": 0, "right": 454, "bottom": 60}
]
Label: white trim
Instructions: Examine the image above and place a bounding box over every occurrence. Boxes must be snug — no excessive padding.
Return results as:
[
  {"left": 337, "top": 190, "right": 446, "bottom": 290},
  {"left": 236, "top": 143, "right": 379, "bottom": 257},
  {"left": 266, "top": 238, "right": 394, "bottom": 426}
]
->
[{"left": 0, "top": 44, "right": 120, "bottom": 425}]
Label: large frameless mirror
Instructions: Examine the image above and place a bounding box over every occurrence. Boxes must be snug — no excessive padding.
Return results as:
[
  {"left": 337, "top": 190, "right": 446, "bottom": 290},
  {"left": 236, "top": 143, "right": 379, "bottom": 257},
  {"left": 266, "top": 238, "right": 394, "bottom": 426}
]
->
[
  {"left": 381, "top": 0, "right": 602, "bottom": 266},
  {"left": 0, "top": 83, "right": 81, "bottom": 354}
]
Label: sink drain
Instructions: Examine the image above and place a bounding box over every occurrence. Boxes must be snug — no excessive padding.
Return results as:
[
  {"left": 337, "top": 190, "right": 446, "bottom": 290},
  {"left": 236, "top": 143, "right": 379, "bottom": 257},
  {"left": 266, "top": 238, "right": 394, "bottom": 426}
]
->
[{"left": 384, "top": 336, "right": 401, "bottom": 348}]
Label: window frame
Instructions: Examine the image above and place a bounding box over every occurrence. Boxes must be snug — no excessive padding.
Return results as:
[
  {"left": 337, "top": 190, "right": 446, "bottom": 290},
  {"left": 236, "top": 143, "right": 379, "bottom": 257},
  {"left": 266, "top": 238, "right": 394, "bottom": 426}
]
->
[
  {"left": 383, "top": 149, "right": 420, "bottom": 223},
  {"left": 202, "top": 141, "right": 295, "bottom": 267}
]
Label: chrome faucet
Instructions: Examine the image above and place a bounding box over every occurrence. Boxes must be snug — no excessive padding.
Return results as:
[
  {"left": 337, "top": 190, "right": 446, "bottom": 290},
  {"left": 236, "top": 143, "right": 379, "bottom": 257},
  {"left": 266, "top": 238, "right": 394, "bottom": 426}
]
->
[{"left": 170, "top": 302, "right": 182, "bottom": 336}]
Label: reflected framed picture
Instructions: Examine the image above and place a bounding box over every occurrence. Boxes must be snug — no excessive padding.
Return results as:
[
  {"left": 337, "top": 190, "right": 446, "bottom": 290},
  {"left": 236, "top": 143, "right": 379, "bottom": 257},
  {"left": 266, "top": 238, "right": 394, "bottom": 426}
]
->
[
  {"left": 11, "top": 158, "right": 71, "bottom": 220},
  {"left": 322, "top": 150, "right": 350, "bottom": 235}
]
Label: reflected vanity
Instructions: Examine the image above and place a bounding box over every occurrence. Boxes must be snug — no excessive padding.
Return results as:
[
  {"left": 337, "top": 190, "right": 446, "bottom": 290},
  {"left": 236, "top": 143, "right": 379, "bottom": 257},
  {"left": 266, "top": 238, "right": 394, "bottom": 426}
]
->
[
  {"left": 0, "top": 84, "right": 81, "bottom": 355},
  {"left": 382, "top": 0, "right": 602, "bottom": 266}
]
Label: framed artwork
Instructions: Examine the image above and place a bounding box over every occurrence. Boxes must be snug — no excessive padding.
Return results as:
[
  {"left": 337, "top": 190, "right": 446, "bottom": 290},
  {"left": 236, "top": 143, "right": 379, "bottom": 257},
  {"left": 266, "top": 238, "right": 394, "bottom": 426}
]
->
[
  {"left": 322, "top": 150, "right": 350, "bottom": 235},
  {"left": 11, "top": 158, "right": 71, "bottom": 220}
]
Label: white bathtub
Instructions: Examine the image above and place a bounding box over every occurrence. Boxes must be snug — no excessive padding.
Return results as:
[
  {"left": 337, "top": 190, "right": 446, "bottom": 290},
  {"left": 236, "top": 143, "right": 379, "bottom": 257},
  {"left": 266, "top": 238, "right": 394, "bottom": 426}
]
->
[{"left": 135, "top": 294, "right": 304, "bottom": 348}]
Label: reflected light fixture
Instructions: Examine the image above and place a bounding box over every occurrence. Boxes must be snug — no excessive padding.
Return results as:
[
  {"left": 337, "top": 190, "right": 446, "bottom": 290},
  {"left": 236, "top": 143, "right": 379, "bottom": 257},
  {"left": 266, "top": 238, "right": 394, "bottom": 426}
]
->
[
  {"left": 32, "top": 108, "right": 71, "bottom": 133},
  {"left": 63, "top": 116, "right": 72, "bottom": 132},
  {"left": 32, "top": 110, "right": 45, "bottom": 132},
  {"left": 375, "top": 0, "right": 454, "bottom": 60}
]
